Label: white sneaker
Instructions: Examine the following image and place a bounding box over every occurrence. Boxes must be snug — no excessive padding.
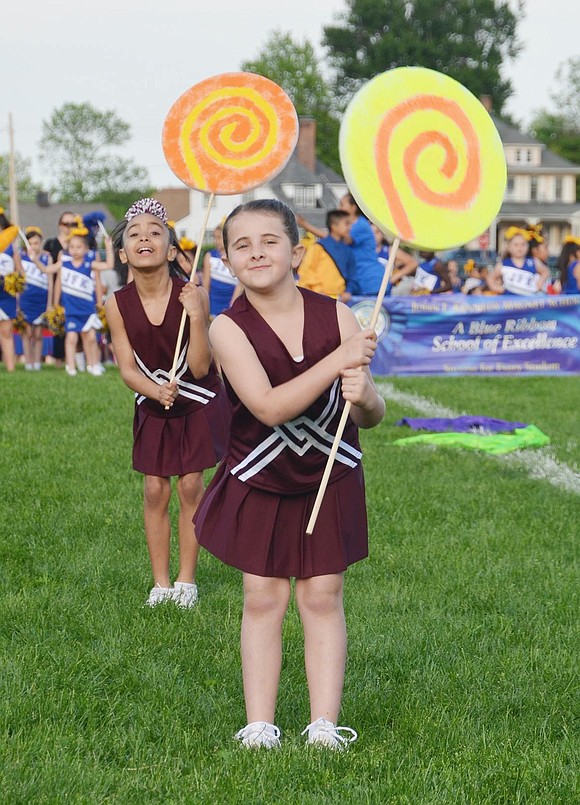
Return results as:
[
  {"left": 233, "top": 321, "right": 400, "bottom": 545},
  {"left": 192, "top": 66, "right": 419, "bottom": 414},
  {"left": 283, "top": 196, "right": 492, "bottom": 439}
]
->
[
  {"left": 87, "top": 364, "right": 105, "bottom": 376},
  {"left": 145, "top": 584, "right": 174, "bottom": 607},
  {"left": 33, "top": 362, "right": 42, "bottom": 371},
  {"left": 301, "top": 717, "right": 357, "bottom": 750},
  {"left": 65, "top": 366, "right": 77, "bottom": 377},
  {"left": 25, "top": 363, "right": 34, "bottom": 371},
  {"left": 234, "top": 721, "right": 281, "bottom": 749},
  {"left": 173, "top": 581, "right": 198, "bottom": 608}
]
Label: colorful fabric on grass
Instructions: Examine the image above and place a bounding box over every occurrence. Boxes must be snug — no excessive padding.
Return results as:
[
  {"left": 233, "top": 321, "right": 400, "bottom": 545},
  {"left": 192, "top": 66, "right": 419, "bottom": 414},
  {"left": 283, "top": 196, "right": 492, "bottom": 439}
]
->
[
  {"left": 396, "top": 416, "right": 528, "bottom": 433},
  {"left": 392, "top": 425, "right": 550, "bottom": 455}
]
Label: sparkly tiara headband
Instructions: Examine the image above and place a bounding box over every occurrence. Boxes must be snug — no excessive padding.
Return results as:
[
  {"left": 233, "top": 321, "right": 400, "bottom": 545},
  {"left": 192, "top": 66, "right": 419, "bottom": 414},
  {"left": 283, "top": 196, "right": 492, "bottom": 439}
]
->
[{"left": 125, "top": 198, "right": 168, "bottom": 223}]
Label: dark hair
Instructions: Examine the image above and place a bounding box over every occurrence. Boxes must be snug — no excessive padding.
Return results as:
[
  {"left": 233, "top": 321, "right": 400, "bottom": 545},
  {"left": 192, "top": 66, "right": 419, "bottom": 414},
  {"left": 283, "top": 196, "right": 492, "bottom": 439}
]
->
[
  {"left": 222, "top": 199, "right": 299, "bottom": 254},
  {"left": 110, "top": 218, "right": 189, "bottom": 281},
  {"left": 557, "top": 241, "right": 580, "bottom": 288},
  {"left": 0, "top": 210, "right": 12, "bottom": 230},
  {"left": 342, "top": 192, "right": 363, "bottom": 217},
  {"left": 58, "top": 211, "right": 76, "bottom": 225},
  {"left": 68, "top": 230, "right": 90, "bottom": 248},
  {"left": 527, "top": 235, "right": 546, "bottom": 258},
  {"left": 419, "top": 253, "right": 452, "bottom": 294},
  {"left": 326, "top": 209, "right": 350, "bottom": 230}
]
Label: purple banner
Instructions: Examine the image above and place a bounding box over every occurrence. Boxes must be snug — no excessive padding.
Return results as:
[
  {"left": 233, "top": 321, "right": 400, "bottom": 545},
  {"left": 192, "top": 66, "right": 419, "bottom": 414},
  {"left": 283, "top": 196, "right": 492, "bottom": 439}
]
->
[{"left": 349, "top": 294, "right": 580, "bottom": 376}]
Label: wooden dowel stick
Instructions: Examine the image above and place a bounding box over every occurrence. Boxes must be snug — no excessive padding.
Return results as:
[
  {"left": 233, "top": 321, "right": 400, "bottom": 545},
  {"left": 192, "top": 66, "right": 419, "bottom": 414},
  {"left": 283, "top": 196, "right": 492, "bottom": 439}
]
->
[
  {"left": 165, "top": 192, "right": 215, "bottom": 408},
  {"left": 18, "top": 227, "right": 30, "bottom": 250},
  {"left": 305, "top": 237, "right": 401, "bottom": 535}
]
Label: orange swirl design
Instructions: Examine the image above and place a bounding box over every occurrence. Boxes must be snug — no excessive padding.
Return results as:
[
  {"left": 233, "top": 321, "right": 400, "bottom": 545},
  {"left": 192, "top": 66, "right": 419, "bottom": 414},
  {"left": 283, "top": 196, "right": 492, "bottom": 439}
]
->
[
  {"left": 375, "top": 95, "right": 481, "bottom": 242},
  {"left": 163, "top": 74, "right": 298, "bottom": 195}
]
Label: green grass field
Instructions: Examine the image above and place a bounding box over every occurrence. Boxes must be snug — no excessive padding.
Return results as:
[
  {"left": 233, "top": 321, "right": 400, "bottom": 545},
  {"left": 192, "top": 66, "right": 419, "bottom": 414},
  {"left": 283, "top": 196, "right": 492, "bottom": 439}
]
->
[{"left": 1, "top": 367, "right": 578, "bottom": 804}]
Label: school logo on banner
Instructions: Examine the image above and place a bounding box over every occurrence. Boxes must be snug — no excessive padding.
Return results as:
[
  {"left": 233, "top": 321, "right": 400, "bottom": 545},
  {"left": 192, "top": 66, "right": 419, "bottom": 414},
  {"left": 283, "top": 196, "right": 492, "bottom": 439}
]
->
[{"left": 351, "top": 300, "right": 390, "bottom": 342}]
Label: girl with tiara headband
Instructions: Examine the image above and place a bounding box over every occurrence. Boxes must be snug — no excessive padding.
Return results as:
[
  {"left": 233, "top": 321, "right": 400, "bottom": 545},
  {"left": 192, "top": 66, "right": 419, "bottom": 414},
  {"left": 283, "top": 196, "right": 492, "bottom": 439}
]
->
[
  {"left": 53, "top": 224, "right": 114, "bottom": 376},
  {"left": 557, "top": 236, "right": 580, "bottom": 295},
  {"left": 106, "top": 198, "right": 229, "bottom": 608},
  {"left": 492, "top": 226, "right": 550, "bottom": 296},
  {"left": 194, "top": 199, "right": 384, "bottom": 749}
]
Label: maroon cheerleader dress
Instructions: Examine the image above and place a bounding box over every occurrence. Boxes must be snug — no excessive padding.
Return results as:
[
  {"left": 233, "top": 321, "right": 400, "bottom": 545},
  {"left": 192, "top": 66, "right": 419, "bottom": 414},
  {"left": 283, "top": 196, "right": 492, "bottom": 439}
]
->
[
  {"left": 115, "top": 277, "right": 230, "bottom": 477},
  {"left": 194, "top": 287, "right": 368, "bottom": 579}
]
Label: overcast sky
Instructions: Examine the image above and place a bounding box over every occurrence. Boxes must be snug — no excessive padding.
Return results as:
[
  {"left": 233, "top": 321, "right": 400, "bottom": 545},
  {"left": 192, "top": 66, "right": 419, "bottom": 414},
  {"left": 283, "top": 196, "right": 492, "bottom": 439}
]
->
[{"left": 3, "top": 0, "right": 579, "bottom": 190}]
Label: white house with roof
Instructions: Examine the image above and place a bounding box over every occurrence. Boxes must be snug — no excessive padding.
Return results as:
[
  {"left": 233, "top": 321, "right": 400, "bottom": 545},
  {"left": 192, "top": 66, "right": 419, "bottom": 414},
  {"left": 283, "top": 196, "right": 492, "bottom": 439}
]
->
[{"left": 492, "top": 117, "right": 580, "bottom": 255}]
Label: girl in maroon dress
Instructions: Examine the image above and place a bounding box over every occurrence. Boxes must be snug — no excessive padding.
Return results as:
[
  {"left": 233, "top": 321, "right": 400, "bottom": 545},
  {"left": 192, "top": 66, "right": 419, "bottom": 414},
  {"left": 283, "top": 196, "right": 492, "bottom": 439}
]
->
[
  {"left": 106, "top": 199, "right": 228, "bottom": 608},
  {"left": 194, "top": 199, "right": 385, "bottom": 749}
]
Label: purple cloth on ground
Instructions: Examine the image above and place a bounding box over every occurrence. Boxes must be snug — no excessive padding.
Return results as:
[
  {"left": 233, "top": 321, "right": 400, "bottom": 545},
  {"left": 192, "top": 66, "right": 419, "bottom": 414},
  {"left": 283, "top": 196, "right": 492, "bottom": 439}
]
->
[{"left": 396, "top": 416, "right": 528, "bottom": 433}]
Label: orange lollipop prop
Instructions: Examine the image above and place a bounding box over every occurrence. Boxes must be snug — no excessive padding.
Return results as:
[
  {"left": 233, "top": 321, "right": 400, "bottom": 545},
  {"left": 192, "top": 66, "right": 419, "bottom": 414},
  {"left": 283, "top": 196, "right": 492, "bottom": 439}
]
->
[
  {"left": 162, "top": 72, "right": 298, "bottom": 195},
  {"left": 161, "top": 73, "right": 299, "bottom": 404}
]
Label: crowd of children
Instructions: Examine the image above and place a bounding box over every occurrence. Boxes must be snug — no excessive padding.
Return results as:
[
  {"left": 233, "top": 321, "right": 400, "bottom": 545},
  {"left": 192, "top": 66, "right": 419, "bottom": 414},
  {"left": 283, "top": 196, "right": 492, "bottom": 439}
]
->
[
  {"left": 2, "top": 201, "right": 579, "bottom": 374},
  {"left": 296, "top": 206, "right": 580, "bottom": 301}
]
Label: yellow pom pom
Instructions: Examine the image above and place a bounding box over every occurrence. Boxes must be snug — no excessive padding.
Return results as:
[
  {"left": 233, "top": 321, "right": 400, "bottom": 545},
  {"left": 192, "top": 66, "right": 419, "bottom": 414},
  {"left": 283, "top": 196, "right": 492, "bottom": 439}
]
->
[
  {"left": 3, "top": 271, "right": 26, "bottom": 296},
  {"left": 12, "top": 310, "right": 26, "bottom": 334},
  {"left": 43, "top": 305, "right": 65, "bottom": 336},
  {"left": 96, "top": 303, "right": 109, "bottom": 334}
]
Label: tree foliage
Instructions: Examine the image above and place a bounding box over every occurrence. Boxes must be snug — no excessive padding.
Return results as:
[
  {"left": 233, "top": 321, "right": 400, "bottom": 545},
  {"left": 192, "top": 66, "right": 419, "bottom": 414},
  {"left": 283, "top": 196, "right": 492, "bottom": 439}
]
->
[
  {"left": 242, "top": 30, "right": 341, "bottom": 173},
  {"left": 39, "top": 102, "right": 150, "bottom": 202},
  {"left": 550, "top": 57, "right": 580, "bottom": 132},
  {"left": 0, "top": 153, "right": 40, "bottom": 206},
  {"left": 323, "top": 0, "right": 522, "bottom": 113},
  {"left": 529, "top": 58, "right": 580, "bottom": 197}
]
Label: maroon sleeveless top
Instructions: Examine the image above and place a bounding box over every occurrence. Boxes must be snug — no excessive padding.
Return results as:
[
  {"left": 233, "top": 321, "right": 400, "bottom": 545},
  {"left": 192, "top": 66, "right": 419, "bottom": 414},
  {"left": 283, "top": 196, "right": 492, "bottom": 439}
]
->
[
  {"left": 115, "top": 277, "right": 223, "bottom": 419},
  {"left": 220, "top": 287, "right": 362, "bottom": 494}
]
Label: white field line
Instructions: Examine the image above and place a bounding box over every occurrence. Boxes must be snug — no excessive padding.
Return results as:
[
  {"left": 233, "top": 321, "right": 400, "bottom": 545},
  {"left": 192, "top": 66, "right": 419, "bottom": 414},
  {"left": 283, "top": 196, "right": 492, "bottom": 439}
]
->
[{"left": 377, "top": 381, "right": 580, "bottom": 496}]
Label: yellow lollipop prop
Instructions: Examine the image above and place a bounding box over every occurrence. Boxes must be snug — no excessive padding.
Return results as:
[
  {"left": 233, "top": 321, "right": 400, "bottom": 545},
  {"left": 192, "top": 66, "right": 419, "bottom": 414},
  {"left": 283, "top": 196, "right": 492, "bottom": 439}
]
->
[
  {"left": 339, "top": 66, "right": 506, "bottom": 250},
  {"left": 306, "top": 67, "right": 506, "bottom": 534}
]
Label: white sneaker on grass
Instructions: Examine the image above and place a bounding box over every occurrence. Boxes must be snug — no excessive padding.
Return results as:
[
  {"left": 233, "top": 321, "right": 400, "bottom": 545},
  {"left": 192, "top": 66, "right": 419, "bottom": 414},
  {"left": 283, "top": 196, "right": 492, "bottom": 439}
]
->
[
  {"left": 301, "top": 717, "right": 357, "bottom": 750},
  {"left": 145, "top": 584, "right": 174, "bottom": 607},
  {"left": 173, "top": 581, "right": 198, "bottom": 608},
  {"left": 65, "top": 366, "right": 77, "bottom": 377},
  {"left": 234, "top": 721, "right": 281, "bottom": 749},
  {"left": 87, "top": 364, "right": 105, "bottom": 376}
]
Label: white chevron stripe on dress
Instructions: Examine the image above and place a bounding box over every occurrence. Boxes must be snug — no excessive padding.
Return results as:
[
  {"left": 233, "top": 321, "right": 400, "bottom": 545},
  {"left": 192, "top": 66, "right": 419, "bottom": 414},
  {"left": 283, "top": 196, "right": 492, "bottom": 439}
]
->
[
  {"left": 231, "top": 379, "right": 361, "bottom": 482},
  {"left": 133, "top": 346, "right": 215, "bottom": 406}
]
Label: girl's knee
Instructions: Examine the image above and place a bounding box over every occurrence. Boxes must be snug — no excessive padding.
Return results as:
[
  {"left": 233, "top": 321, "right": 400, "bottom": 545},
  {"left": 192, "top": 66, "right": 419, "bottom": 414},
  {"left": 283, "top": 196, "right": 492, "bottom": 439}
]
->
[
  {"left": 176, "top": 472, "right": 204, "bottom": 505},
  {"left": 296, "top": 575, "right": 344, "bottom": 618},
  {"left": 243, "top": 576, "right": 291, "bottom": 618},
  {"left": 143, "top": 475, "right": 171, "bottom": 508}
]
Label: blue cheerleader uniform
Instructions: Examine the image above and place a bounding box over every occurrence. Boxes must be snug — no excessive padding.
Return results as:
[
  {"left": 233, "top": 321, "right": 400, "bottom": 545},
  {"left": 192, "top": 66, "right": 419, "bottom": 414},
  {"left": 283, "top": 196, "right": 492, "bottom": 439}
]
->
[
  {"left": 0, "top": 246, "right": 17, "bottom": 320},
  {"left": 20, "top": 252, "right": 50, "bottom": 324},
  {"left": 563, "top": 260, "right": 580, "bottom": 295},
  {"left": 500, "top": 257, "right": 540, "bottom": 296},
  {"left": 60, "top": 253, "right": 101, "bottom": 333},
  {"left": 413, "top": 257, "right": 443, "bottom": 293},
  {"left": 207, "top": 249, "right": 237, "bottom": 317}
]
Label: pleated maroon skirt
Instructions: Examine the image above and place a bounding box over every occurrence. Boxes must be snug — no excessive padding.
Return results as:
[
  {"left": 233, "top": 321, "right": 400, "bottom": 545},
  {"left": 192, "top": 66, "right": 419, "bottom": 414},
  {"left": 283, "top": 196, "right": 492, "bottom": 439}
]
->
[
  {"left": 132, "top": 393, "right": 230, "bottom": 477},
  {"left": 194, "top": 462, "right": 368, "bottom": 578}
]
